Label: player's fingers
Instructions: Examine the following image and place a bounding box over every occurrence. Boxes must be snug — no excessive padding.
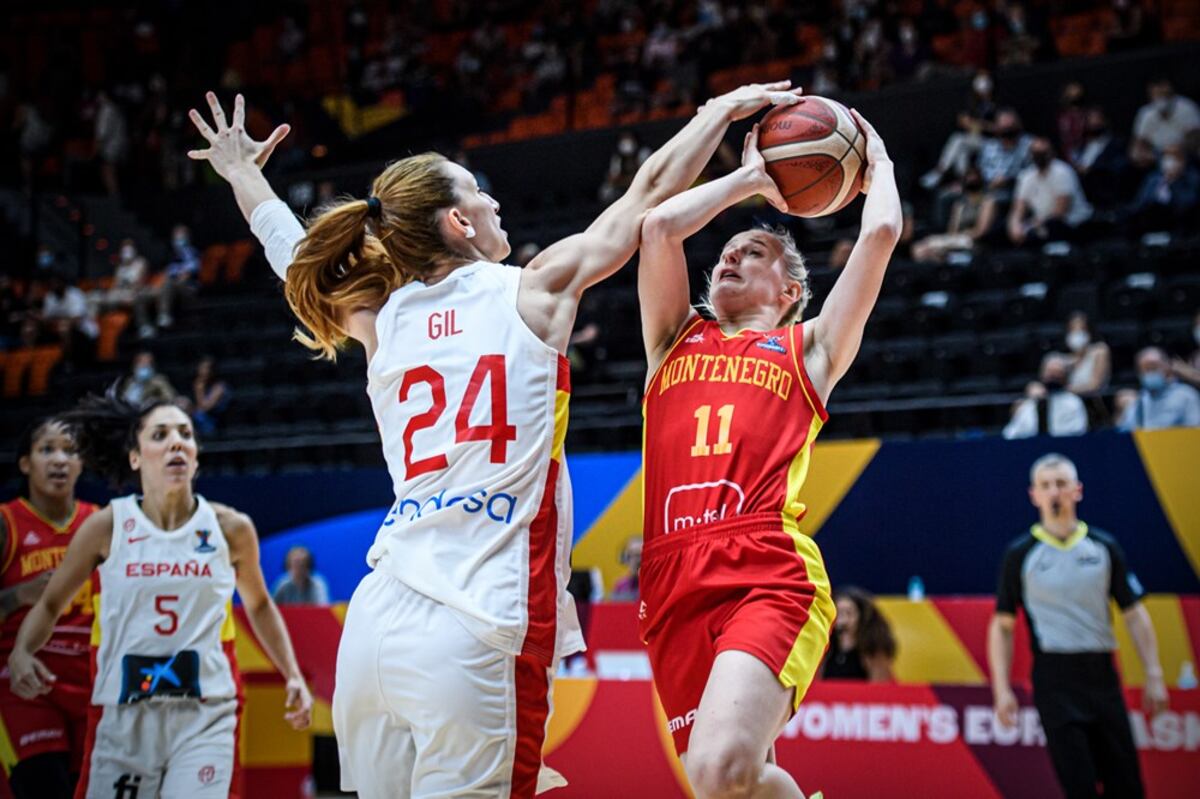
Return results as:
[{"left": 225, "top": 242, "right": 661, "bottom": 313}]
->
[
  {"left": 759, "top": 80, "right": 791, "bottom": 91},
  {"left": 32, "top": 659, "right": 56, "bottom": 684},
  {"left": 206, "top": 91, "right": 228, "bottom": 132},
  {"left": 850, "top": 107, "right": 878, "bottom": 140},
  {"left": 186, "top": 149, "right": 210, "bottom": 161},
  {"left": 188, "top": 109, "right": 217, "bottom": 143},
  {"left": 767, "top": 91, "right": 800, "bottom": 106},
  {"left": 232, "top": 93, "right": 246, "bottom": 129},
  {"left": 256, "top": 124, "right": 291, "bottom": 167}
]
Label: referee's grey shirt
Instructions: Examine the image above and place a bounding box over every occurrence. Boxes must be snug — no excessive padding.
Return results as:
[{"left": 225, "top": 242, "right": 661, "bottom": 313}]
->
[{"left": 995, "top": 522, "right": 1144, "bottom": 655}]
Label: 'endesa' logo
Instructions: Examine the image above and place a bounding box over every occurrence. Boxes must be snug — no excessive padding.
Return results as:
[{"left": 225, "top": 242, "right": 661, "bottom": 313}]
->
[{"left": 384, "top": 488, "right": 519, "bottom": 526}]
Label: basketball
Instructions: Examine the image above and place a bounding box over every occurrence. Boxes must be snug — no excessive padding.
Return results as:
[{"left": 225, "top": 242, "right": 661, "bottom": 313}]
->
[{"left": 759, "top": 96, "right": 867, "bottom": 218}]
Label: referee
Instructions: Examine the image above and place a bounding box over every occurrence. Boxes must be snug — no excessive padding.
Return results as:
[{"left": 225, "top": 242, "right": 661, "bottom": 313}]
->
[{"left": 987, "top": 453, "right": 1169, "bottom": 799}]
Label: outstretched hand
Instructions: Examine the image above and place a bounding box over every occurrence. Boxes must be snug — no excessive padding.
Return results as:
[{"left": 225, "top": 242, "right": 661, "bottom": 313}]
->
[
  {"left": 187, "top": 92, "right": 290, "bottom": 181},
  {"left": 849, "top": 108, "right": 891, "bottom": 195},
  {"left": 741, "top": 124, "right": 788, "bottom": 213},
  {"left": 703, "top": 80, "right": 804, "bottom": 122}
]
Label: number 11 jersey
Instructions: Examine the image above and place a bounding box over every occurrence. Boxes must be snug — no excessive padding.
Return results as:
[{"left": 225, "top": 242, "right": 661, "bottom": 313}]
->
[
  {"left": 366, "top": 261, "right": 583, "bottom": 665},
  {"left": 642, "top": 317, "right": 829, "bottom": 545}
]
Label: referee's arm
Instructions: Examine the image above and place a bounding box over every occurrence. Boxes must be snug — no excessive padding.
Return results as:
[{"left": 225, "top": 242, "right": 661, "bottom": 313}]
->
[
  {"left": 988, "top": 544, "right": 1023, "bottom": 728},
  {"left": 1108, "top": 535, "right": 1169, "bottom": 716}
]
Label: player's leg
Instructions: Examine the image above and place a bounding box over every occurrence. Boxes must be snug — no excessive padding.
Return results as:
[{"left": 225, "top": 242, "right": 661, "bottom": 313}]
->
[
  {"left": 1042, "top": 722, "right": 1101, "bottom": 799},
  {"left": 0, "top": 689, "right": 75, "bottom": 799},
  {"left": 159, "top": 699, "right": 238, "bottom": 798},
  {"left": 392, "top": 586, "right": 547, "bottom": 798},
  {"left": 333, "top": 570, "right": 416, "bottom": 799},
  {"left": 9, "top": 752, "right": 73, "bottom": 799},
  {"left": 683, "top": 650, "right": 803, "bottom": 799},
  {"left": 76, "top": 704, "right": 165, "bottom": 799}
]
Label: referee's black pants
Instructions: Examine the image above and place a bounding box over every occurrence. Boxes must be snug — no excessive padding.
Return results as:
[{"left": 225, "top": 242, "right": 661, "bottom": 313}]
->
[{"left": 1033, "top": 653, "right": 1144, "bottom": 799}]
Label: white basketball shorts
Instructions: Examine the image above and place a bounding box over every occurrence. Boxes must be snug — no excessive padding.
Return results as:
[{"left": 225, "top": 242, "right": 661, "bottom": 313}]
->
[
  {"left": 77, "top": 697, "right": 238, "bottom": 798},
  {"left": 334, "top": 569, "right": 565, "bottom": 798}
]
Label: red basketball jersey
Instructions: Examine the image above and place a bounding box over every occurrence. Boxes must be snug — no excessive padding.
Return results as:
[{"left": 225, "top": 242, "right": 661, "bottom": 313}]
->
[
  {"left": 0, "top": 498, "right": 98, "bottom": 657},
  {"left": 642, "top": 317, "right": 828, "bottom": 543}
]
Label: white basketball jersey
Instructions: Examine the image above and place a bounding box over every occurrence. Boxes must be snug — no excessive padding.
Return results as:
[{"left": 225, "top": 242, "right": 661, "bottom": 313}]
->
[
  {"left": 366, "top": 261, "right": 583, "bottom": 663},
  {"left": 91, "top": 495, "right": 237, "bottom": 705}
]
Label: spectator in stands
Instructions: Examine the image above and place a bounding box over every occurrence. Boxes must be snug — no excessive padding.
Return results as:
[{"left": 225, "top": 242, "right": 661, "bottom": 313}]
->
[
  {"left": 0, "top": 275, "right": 28, "bottom": 350},
  {"left": 1003, "top": 356, "right": 1089, "bottom": 439},
  {"left": 912, "top": 165, "right": 997, "bottom": 263},
  {"left": 1107, "top": 0, "right": 1157, "bottom": 52},
  {"left": 1170, "top": 310, "right": 1200, "bottom": 389},
  {"left": 39, "top": 274, "right": 98, "bottom": 362},
  {"left": 822, "top": 586, "right": 896, "bottom": 682},
  {"left": 191, "top": 356, "right": 229, "bottom": 437},
  {"left": 978, "top": 109, "right": 1032, "bottom": 202},
  {"left": 272, "top": 546, "right": 330, "bottom": 605},
  {"left": 889, "top": 17, "right": 931, "bottom": 82},
  {"left": 921, "top": 70, "right": 996, "bottom": 190},
  {"left": 610, "top": 535, "right": 642, "bottom": 601},
  {"left": 1056, "top": 82, "right": 1089, "bottom": 162},
  {"left": 33, "top": 245, "right": 58, "bottom": 277},
  {"left": 599, "top": 131, "right": 651, "bottom": 202},
  {"left": 89, "top": 238, "right": 147, "bottom": 321},
  {"left": 117, "top": 350, "right": 177, "bottom": 406},
  {"left": 1058, "top": 312, "right": 1111, "bottom": 394},
  {"left": 151, "top": 224, "right": 202, "bottom": 331},
  {"left": 1126, "top": 145, "right": 1200, "bottom": 234},
  {"left": 1072, "top": 107, "right": 1133, "bottom": 211},
  {"left": 14, "top": 101, "right": 53, "bottom": 192},
  {"left": 1118, "top": 346, "right": 1200, "bottom": 430},
  {"left": 1007, "top": 138, "right": 1093, "bottom": 245},
  {"left": 1130, "top": 77, "right": 1200, "bottom": 166},
  {"left": 94, "top": 88, "right": 128, "bottom": 197}
]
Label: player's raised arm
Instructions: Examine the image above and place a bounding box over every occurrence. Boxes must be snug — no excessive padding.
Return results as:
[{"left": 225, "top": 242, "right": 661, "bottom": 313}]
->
[
  {"left": 806, "top": 110, "right": 902, "bottom": 403},
  {"left": 525, "top": 82, "right": 802, "bottom": 300},
  {"left": 638, "top": 126, "right": 788, "bottom": 373},
  {"left": 187, "top": 92, "right": 302, "bottom": 281}
]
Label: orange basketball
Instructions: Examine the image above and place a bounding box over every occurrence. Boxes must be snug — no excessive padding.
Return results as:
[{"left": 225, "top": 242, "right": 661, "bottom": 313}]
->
[{"left": 758, "top": 96, "right": 866, "bottom": 218}]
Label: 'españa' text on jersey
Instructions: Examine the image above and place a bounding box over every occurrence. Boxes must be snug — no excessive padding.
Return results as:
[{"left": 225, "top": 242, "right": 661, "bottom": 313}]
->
[{"left": 642, "top": 318, "right": 829, "bottom": 543}]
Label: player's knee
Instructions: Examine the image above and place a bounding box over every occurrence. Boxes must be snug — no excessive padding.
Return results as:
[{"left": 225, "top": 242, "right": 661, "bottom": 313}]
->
[{"left": 685, "top": 741, "right": 762, "bottom": 799}]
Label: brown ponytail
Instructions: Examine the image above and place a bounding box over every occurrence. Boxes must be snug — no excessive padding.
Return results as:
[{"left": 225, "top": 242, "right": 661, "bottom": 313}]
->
[{"left": 284, "top": 152, "right": 460, "bottom": 360}]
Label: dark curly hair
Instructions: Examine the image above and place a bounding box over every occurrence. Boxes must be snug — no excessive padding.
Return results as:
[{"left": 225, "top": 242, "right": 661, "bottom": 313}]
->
[
  {"left": 59, "top": 388, "right": 178, "bottom": 489},
  {"left": 834, "top": 586, "right": 897, "bottom": 661}
]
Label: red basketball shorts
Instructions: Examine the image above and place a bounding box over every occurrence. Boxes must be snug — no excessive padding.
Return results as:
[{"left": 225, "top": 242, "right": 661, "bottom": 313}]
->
[
  {"left": 638, "top": 512, "right": 835, "bottom": 755},
  {"left": 0, "top": 651, "right": 91, "bottom": 773}
]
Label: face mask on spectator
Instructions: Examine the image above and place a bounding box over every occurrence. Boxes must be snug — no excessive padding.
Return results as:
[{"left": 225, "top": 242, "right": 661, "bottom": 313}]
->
[
  {"left": 900, "top": 26, "right": 917, "bottom": 46},
  {"left": 1155, "top": 96, "right": 1174, "bottom": 115},
  {"left": 37, "top": 252, "right": 54, "bottom": 268},
  {"left": 1141, "top": 371, "right": 1166, "bottom": 392},
  {"left": 618, "top": 137, "right": 636, "bottom": 156},
  {"left": 1031, "top": 151, "right": 1051, "bottom": 169},
  {"left": 971, "top": 11, "right": 988, "bottom": 30},
  {"left": 173, "top": 234, "right": 189, "bottom": 249},
  {"left": 973, "top": 75, "right": 992, "bottom": 95},
  {"left": 134, "top": 365, "right": 154, "bottom": 381},
  {"left": 121, "top": 245, "right": 135, "bottom": 261},
  {"left": 1161, "top": 155, "right": 1183, "bottom": 176},
  {"left": 1066, "top": 331, "right": 1090, "bottom": 352}
]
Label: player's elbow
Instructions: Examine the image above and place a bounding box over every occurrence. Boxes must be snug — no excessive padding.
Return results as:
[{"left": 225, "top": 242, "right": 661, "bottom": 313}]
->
[
  {"left": 641, "top": 207, "right": 683, "bottom": 243},
  {"left": 863, "top": 218, "right": 902, "bottom": 247}
]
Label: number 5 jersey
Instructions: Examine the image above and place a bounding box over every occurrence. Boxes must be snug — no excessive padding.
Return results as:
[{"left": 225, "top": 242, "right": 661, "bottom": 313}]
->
[
  {"left": 91, "top": 496, "right": 237, "bottom": 705},
  {"left": 365, "top": 261, "right": 583, "bottom": 666}
]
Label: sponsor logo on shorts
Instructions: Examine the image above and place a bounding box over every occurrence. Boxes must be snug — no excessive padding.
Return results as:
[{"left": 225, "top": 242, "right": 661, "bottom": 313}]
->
[
  {"left": 113, "top": 773, "right": 143, "bottom": 799},
  {"left": 18, "top": 728, "right": 64, "bottom": 747},
  {"left": 664, "top": 480, "right": 745, "bottom": 534},
  {"left": 384, "top": 488, "right": 519, "bottom": 527},
  {"left": 198, "top": 765, "right": 216, "bottom": 785},
  {"left": 667, "top": 708, "right": 698, "bottom": 734}
]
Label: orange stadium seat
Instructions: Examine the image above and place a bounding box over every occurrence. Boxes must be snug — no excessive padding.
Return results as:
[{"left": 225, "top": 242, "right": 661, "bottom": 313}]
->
[
  {"left": 200, "top": 243, "right": 229, "bottom": 286},
  {"left": 2, "top": 348, "right": 35, "bottom": 398},
  {"left": 225, "top": 240, "right": 256, "bottom": 284},
  {"left": 96, "top": 311, "right": 130, "bottom": 362},
  {"left": 26, "top": 346, "right": 62, "bottom": 396}
]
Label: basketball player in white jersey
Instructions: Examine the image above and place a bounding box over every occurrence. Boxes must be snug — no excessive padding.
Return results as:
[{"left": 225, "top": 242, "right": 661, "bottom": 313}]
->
[
  {"left": 185, "top": 84, "right": 802, "bottom": 797},
  {"left": 7, "top": 395, "right": 312, "bottom": 798}
]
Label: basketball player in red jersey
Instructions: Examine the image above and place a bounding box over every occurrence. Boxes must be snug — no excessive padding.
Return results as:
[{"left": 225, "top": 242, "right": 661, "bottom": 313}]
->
[
  {"left": 0, "top": 418, "right": 97, "bottom": 799},
  {"left": 636, "top": 112, "right": 900, "bottom": 799}
]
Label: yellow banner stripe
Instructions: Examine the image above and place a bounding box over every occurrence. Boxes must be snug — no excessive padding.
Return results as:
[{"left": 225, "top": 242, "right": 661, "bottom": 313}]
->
[
  {"left": 877, "top": 598, "right": 986, "bottom": 684},
  {"left": 1132, "top": 428, "right": 1200, "bottom": 580}
]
